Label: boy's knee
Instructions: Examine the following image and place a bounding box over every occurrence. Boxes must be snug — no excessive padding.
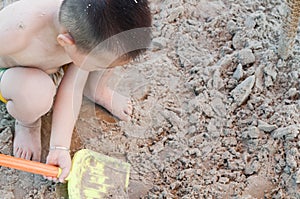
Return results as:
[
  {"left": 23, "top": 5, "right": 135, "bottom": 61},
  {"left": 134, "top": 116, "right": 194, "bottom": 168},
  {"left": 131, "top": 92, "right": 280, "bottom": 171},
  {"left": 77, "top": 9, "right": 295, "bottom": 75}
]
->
[
  {"left": 22, "top": 70, "right": 56, "bottom": 110},
  {"left": 2, "top": 67, "right": 56, "bottom": 117}
]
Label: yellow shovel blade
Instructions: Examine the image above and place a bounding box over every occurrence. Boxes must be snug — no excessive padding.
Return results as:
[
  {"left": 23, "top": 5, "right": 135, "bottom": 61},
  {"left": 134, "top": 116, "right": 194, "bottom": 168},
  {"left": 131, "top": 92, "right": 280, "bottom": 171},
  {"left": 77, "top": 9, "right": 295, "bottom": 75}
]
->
[{"left": 67, "top": 149, "right": 130, "bottom": 199}]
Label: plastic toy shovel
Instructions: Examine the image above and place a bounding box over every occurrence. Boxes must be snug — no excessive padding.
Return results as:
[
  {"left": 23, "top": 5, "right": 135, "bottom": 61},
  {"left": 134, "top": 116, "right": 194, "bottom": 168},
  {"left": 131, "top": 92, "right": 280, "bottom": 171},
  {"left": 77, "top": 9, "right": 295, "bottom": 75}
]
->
[{"left": 0, "top": 149, "right": 131, "bottom": 198}]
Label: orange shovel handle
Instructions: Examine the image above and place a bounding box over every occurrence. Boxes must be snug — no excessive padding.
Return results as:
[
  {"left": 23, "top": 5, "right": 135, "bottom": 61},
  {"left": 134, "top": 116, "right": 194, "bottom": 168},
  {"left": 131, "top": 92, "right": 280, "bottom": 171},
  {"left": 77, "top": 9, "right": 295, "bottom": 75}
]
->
[{"left": 0, "top": 153, "right": 59, "bottom": 177}]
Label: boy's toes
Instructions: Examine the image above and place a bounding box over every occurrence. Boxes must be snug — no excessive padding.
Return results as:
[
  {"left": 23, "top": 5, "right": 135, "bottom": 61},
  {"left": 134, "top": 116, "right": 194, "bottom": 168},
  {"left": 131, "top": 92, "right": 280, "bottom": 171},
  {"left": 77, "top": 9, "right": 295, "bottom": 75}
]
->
[
  {"left": 14, "top": 147, "right": 40, "bottom": 161},
  {"left": 126, "top": 100, "right": 133, "bottom": 115},
  {"left": 19, "top": 148, "right": 32, "bottom": 160},
  {"left": 125, "top": 106, "right": 133, "bottom": 116},
  {"left": 119, "top": 111, "right": 131, "bottom": 122},
  {"left": 13, "top": 147, "right": 21, "bottom": 158},
  {"left": 32, "top": 151, "right": 41, "bottom": 162},
  {"left": 20, "top": 150, "right": 26, "bottom": 159},
  {"left": 122, "top": 114, "right": 131, "bottom": 122},
  {"left": 25, "top": 151, "right": 33, "bottom": 160}
]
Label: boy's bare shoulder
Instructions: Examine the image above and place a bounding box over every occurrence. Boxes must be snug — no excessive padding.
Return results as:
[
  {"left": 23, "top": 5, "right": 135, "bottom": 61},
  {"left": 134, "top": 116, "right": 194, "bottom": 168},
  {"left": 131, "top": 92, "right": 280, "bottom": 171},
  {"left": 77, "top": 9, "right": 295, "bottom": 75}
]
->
[{"left": 0, "top": 0, "right": 56, "bottom": 55}]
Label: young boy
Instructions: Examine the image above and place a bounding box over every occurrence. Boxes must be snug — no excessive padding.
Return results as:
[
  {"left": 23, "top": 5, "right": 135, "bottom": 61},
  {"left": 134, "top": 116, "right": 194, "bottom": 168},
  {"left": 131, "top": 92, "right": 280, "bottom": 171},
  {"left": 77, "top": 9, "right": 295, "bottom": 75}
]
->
[{"left": 0, "top": 0, "right": 152, "bottom": 182}]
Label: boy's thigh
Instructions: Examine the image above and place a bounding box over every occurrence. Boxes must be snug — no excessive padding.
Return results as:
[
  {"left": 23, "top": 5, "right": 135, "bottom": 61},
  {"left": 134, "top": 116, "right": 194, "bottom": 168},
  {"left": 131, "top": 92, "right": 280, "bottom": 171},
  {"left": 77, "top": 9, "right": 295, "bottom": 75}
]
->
[{"left": 1, "top": 67, "right": 56, "bottom": 104}]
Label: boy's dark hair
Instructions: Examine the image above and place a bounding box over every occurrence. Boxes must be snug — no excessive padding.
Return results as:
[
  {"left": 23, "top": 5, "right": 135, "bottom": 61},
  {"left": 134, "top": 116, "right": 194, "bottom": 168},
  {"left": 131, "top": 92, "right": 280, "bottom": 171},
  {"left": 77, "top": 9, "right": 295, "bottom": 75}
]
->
[{"left": 59, "top": 0, "right": 152, "bottom": 60}]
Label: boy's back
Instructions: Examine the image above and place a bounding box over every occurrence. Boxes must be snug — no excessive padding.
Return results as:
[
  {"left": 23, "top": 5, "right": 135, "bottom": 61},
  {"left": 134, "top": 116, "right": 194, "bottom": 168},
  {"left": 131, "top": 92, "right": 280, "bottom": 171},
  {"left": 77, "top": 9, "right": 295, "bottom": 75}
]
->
[{"left": 0, "top": 0, "right": 71, "bottom": 73}]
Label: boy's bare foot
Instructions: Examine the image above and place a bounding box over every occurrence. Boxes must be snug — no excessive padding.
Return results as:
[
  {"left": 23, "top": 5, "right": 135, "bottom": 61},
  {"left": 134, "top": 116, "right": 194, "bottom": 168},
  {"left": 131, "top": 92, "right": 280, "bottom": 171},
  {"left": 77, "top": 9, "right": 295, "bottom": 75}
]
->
[
  {"left": 96, "top": 86, "right": 133, "bottom": 121},
  {"left": 13, "top": 118, "right": 41, "bottom": 161}
]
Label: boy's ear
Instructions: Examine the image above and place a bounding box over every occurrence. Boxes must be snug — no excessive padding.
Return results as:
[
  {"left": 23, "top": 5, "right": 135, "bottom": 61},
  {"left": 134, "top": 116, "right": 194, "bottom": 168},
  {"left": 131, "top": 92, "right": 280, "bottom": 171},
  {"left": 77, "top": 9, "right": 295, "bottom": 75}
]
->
[{"left": 57, "top": 33, "right": 75, "bottom": 47}]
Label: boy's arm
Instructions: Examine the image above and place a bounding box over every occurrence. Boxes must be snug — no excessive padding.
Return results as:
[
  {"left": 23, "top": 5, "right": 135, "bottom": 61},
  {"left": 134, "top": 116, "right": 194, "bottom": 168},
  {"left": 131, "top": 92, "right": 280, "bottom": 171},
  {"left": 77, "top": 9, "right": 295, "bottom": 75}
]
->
[
  {"left": 47, "top": 63, "right": 89, "bottom": 182},
  {"left": 46, "top": 64, "right": 88, "bottom": 182},
  {"left": 50, "top": 63, "right": 89, "bottom": 150}
]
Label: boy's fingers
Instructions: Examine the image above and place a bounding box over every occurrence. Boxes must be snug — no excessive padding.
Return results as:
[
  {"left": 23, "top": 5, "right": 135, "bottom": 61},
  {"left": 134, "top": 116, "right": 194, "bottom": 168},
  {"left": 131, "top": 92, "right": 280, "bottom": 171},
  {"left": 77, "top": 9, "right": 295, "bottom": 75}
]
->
[
  {"left": 59, "top": 168, "right": 69, "bottom": 183},
  {"left": 44, "top": 176, "right": 59, "bottom": 183},
  {"left": 46, "top": 176, "right": 53, "bottom": 181},
  {"left": 58, "top": 163, "right": 71, "bottom": 183}
]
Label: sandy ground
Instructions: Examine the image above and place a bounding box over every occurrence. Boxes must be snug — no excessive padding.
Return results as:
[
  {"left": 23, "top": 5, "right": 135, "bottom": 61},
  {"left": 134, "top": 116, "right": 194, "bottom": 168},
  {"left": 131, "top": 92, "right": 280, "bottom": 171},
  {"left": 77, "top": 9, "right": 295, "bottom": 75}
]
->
[{"left": 0, "top": 0, "right": 300, "bottom": 198}]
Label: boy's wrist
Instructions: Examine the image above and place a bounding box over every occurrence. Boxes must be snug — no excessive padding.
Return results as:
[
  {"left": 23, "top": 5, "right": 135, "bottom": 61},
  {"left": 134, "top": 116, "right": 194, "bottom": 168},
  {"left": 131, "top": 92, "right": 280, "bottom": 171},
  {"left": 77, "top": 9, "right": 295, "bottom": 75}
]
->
[{"left": 49, "top": 145, "right": 70, "bottom": 152}]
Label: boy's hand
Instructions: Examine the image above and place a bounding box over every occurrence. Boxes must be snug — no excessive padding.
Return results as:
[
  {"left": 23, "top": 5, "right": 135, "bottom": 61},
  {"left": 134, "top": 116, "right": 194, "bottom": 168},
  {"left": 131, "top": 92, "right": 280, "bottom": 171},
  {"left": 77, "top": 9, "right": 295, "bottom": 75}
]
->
[{"left": 45, "top": 149, "right": 72, "bottom": 183}]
